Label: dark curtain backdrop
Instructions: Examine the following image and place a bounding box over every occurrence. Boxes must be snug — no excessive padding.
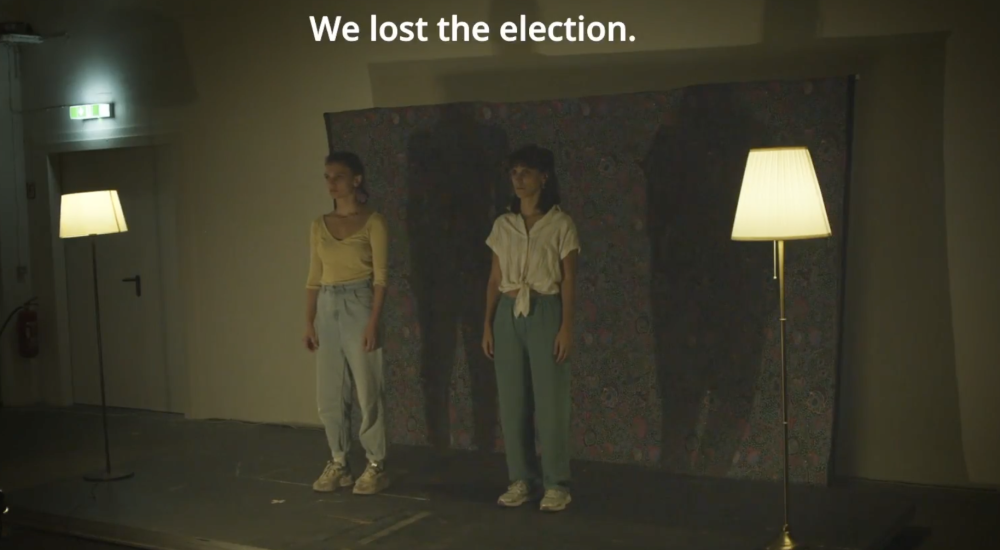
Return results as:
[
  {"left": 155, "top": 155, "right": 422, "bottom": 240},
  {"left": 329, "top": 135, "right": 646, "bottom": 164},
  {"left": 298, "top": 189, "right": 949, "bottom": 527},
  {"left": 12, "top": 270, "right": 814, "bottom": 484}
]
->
[{"left": 324, "top": 77, "right": 850, "bottom": 485}]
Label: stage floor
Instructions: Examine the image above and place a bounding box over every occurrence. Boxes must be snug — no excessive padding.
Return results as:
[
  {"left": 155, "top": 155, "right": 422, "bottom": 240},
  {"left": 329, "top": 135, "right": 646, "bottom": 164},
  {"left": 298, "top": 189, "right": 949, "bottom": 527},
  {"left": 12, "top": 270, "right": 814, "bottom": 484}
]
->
[{"left": 1, "top": 407, "right": 916, "bottom": 550}]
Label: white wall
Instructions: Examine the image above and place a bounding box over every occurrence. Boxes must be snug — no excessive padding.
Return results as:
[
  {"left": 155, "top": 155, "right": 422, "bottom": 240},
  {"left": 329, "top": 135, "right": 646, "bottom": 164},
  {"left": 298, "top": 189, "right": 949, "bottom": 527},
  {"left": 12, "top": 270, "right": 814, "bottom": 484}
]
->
[
  {"left": 941, "top": 1, "right": 1000, "bottom": 487},
  {"left": 834, "top": 37, "right": 967, "bottom": 487},
  {"left": 3, "top": 0, "right": 998, "bottom": 487},
  {"left": 0, "top": 42, "right": 36, "bottom": 406}
]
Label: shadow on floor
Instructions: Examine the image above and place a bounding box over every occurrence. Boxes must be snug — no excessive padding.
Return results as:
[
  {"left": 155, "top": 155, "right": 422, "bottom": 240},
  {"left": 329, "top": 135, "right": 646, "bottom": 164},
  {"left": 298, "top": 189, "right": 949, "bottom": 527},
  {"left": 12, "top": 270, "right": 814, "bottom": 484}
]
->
[
  {"left": 0, "top": 407, "right": 983, "bottom": 550},
  {"left": 1, "top": 526, "right": 140, "bottom": 550},
  {"left": 884, "top": 526, "right": 932, "bottom": 550}
]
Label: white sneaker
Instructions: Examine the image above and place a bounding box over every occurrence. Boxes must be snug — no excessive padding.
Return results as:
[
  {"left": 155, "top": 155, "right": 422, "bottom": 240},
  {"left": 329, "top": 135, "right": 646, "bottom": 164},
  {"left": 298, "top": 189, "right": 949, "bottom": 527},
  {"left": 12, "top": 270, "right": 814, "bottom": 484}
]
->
[
  {"left": 352, "top": 462, "right": 390, "bottom": 495},
  {"left": 539, "top": 488, "right": 572, "bottom": 512},
  {"left": 312, "top": 460, "right": 353, "bottom": 492},
  {"left": 497, "top": 480, "right": 539, "bottom": 507}
]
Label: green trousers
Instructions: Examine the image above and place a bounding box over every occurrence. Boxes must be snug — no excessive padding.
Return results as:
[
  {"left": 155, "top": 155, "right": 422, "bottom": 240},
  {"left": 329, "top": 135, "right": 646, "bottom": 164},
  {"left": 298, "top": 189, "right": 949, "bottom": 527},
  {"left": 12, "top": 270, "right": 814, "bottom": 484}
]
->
[{"left": 493, "top": 294, "right": 571, "bottom": 491}]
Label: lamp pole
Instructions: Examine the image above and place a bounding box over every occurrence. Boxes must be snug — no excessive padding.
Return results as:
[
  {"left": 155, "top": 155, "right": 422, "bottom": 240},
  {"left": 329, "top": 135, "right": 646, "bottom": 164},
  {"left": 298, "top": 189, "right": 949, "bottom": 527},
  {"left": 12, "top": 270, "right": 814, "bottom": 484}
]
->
[{"left": 83, "top": 234, "right": 133, "bottom": 483}]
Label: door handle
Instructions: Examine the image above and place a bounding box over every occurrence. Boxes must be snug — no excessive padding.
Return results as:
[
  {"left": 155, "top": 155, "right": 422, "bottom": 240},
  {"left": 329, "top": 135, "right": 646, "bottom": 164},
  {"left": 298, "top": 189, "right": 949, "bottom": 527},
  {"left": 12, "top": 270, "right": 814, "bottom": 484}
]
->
[{"left": 122, "top": 275, "right": 142, "bottom": 297}]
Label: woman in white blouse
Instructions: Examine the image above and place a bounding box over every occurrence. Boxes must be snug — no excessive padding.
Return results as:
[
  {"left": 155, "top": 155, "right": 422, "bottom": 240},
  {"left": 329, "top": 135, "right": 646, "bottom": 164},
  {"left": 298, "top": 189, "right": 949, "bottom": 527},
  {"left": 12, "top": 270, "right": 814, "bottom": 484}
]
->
[{"left": 482, "top": 144, "right": 581, "bottom": 513}]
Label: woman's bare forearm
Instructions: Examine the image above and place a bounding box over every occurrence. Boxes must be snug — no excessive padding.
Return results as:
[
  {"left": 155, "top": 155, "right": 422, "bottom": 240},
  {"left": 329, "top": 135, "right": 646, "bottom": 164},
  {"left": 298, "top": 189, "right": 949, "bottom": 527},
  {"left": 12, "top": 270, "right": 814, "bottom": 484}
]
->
[
  {"left": 484, "top": 284, "right": 500, "bottom": 328},
  {"left": 560, "top": 282, "right": 575, "bottom": 332},
  {"left": 306, "top": 288, "right": 319, "bottom": 328},
  {"left": 560, "top": 251, "right": 578, "bottom": 332},
  {"left": 368, "top": 284, "right": 387, "bottom": 328},
  {"left": 484, "top": 252, "right": 502, "bottom": 328}
]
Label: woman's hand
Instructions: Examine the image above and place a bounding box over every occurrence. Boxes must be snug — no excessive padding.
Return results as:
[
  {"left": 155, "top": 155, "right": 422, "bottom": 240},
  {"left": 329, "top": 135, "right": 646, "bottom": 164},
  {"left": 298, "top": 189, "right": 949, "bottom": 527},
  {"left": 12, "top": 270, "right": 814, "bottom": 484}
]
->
[
  {"left": 303, "top": 327, "right": 319, "bottom": 352},
  {"left": 482, "top": 323, "right": 494, "bottom": 360},
  {"left": 362, "top": 322, "right": 378, "bottom": 352},
  {"left": 553, "top": 325, "right": 573, "bottom": 363}
]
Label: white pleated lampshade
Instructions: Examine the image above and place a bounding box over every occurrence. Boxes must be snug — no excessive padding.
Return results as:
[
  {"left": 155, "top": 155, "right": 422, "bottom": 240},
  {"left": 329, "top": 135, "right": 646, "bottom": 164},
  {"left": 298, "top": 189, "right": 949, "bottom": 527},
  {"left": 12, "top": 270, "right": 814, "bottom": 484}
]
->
[
  {"left": 59, "top": 190, "right": 129, "bottom": 238},
  {"left": 731, "top": 147, "right": 832, "bottom": 241}
]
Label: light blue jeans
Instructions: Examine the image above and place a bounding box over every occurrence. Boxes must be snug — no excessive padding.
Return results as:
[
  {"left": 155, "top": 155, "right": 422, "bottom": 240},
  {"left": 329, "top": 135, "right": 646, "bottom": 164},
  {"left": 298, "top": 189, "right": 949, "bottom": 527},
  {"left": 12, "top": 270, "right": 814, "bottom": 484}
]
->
[{"left": 314, "top": 279, "right": 387, "bottom": 464}]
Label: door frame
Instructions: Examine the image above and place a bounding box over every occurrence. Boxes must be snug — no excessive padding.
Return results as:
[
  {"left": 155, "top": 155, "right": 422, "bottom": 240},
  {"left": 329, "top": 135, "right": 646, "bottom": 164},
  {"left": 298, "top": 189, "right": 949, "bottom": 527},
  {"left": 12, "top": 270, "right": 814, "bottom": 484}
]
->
[{"left": 37, "top": 132, "right": 188, "bottom": 415}]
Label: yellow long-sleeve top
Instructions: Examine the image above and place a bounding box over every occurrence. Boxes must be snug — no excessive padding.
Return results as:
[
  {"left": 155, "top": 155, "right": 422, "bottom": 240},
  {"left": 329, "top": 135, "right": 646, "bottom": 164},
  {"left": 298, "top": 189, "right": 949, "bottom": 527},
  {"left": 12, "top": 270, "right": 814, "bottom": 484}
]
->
[{"left": 306, "top": 212, "right": 389, "bottom": 289}]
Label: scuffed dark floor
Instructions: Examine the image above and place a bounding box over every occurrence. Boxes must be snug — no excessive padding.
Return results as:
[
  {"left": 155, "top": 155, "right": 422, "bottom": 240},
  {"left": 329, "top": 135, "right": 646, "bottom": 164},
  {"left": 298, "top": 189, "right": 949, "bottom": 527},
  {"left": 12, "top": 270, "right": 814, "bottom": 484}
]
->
[
  {"left": 0, "top": 406, "right": 986, "bottom": 549},
  {"left": 1, "top": 525, "right": 141, "bottom": 550}
]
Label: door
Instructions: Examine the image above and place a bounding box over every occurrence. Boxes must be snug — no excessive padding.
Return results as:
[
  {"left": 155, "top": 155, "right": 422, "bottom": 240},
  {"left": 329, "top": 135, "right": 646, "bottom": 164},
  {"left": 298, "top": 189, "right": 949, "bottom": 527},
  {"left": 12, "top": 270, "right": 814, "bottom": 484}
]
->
[{"left": 60, "top": 145, "right": 176, "bottom": 412}]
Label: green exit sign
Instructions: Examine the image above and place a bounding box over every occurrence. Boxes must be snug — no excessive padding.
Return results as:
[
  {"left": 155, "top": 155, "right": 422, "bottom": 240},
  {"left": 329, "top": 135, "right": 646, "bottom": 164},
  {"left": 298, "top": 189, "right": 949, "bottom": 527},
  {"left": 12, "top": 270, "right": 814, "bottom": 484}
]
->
[{"left": 69, "top": 103, "right": 113, "bottom": 120}]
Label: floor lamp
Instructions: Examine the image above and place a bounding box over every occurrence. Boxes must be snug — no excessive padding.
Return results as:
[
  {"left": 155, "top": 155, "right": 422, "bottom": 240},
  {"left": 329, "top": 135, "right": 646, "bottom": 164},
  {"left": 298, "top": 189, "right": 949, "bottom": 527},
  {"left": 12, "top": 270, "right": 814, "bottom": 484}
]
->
[
  {"left": 730, "top": 147, "right": 832, "bottom": 550},
  {"left": 59, "top": 190, "right": 135, "bottom": 483}
]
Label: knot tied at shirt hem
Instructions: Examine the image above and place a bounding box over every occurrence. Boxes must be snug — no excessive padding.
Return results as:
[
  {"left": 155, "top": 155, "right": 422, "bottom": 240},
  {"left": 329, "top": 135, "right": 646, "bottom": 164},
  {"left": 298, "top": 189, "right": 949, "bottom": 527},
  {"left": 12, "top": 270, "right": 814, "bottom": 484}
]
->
[{"left": 513, "top": 281, "right": 532, "bottom": 318}]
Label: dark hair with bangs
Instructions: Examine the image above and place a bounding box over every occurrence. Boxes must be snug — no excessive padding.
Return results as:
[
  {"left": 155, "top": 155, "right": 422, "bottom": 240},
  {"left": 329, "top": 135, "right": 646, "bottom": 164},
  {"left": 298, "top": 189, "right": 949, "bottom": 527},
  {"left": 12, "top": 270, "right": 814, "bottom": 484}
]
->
[{"left": 506, "top": 144, "right": 560, "bottom": 214}]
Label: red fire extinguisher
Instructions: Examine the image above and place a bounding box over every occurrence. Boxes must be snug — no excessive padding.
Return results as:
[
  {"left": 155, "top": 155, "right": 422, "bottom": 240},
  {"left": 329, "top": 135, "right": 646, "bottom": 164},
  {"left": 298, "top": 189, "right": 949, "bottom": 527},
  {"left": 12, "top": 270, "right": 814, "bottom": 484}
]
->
[{"left": 16, "top": 303, "right": 39, "bottom": 359}]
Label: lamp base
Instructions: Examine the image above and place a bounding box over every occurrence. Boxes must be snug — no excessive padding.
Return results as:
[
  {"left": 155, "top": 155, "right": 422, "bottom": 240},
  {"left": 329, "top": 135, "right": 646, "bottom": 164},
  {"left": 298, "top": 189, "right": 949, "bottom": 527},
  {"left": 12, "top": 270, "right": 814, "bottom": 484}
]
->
[
  {"left": 83, "top": 470, "right": 134, "bottom": 483},
  {"left": 763, "top": 530, "right": 802, "bottom": 550}
]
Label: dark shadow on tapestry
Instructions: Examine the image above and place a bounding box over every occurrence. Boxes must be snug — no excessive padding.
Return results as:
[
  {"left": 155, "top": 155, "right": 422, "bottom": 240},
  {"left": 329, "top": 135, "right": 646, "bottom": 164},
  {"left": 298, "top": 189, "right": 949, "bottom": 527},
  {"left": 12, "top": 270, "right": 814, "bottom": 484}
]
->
[{"left": 324, "top": 77, "right": 849, "bottom": 485}]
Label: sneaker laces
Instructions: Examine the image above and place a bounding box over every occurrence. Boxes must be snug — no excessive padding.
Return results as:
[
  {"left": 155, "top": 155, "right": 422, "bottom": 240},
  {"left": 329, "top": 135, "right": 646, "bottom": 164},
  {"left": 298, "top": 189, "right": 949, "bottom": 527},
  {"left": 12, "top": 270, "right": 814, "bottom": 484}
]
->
[
  {"left": 508, "top": 480, "right": 530, "bottom": 494},
  {"left": 359, "top": 462, "right": 382, "bottom": 481},
  {"left": 321, "top": 460, "right": 345, "bottom": 480}
]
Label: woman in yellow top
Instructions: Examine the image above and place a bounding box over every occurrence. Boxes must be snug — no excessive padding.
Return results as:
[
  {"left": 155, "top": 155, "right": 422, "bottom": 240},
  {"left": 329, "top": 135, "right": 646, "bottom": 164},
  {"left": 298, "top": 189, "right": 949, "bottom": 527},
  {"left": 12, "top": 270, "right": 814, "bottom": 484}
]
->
[
  {"left": 482, "top": 144, "right": 581, "bottom": 512},
  {"left": 304, "top": 151, "right": 390, "bottom": 496}
]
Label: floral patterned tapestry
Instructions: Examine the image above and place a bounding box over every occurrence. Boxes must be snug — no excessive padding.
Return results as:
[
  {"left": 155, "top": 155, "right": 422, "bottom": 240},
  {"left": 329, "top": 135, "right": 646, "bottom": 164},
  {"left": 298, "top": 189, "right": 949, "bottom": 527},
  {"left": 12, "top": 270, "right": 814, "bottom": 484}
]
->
[{"left": 325, "top": 77, "right": 850, "bottom": 485}]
